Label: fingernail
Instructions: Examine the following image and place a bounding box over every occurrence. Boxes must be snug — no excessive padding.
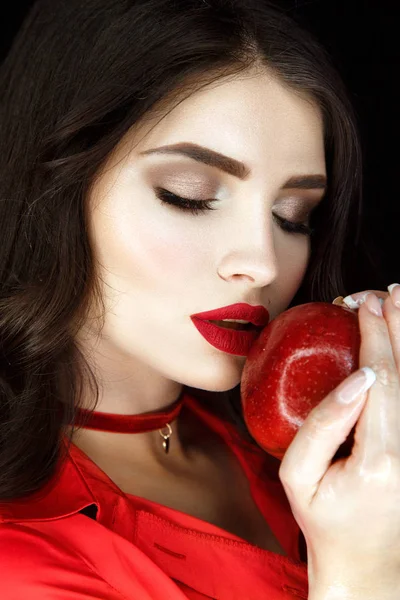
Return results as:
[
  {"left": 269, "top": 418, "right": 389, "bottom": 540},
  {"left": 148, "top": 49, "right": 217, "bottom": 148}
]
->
[
  {"left": 336, "top": 367, "right": 376, "bottom": 404},
  {"left": 343, "top": 292, "right": 384, "bottom": 310},
  {"left": 365, "top": 292, "right": 383, "bottom": 316},
  {"left": 388, "top": 283, "right": 400, "bottom": 308}
]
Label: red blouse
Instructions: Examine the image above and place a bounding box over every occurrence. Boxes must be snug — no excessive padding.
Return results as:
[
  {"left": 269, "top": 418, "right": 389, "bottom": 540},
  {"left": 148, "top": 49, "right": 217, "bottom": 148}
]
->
[{"left": 0, "top": 391, "right": 308, "bottom": 599}]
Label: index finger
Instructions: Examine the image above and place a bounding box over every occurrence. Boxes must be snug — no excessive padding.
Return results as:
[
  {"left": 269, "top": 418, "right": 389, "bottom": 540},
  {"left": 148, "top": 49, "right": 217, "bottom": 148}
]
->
[{"left": 351, "top": 298, "right": 400, "bottom": 462}]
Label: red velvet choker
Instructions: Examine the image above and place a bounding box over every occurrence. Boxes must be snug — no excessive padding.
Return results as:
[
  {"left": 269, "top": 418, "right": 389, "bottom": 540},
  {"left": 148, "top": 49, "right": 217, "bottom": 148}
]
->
[{"left": 74, "top": 390, "right": 186, "bottom": 455}]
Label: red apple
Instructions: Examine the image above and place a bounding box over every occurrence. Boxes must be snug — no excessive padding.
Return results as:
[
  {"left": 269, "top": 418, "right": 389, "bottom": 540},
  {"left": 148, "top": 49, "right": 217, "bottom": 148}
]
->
[{"left": 241, "top": 302, "right": 360, "bottom": 461}]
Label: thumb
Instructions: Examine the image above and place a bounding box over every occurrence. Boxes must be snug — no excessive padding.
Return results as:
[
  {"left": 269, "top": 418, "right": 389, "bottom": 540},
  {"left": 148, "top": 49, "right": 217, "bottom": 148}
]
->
[{"left": 278, "top": 367, "right": 376, "bottom": 501}]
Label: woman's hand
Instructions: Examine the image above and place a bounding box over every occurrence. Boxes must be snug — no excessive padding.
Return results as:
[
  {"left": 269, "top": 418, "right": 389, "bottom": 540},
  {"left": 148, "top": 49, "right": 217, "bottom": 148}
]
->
[{"left": 278, "top": 285, "right": 400, "bottom": 599}]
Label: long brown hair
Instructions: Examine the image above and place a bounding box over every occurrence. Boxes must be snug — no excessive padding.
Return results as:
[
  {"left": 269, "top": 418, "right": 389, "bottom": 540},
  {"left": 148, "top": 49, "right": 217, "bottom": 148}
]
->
[{"left": 0, "top": 0, "right": 370, "bottom": 500}]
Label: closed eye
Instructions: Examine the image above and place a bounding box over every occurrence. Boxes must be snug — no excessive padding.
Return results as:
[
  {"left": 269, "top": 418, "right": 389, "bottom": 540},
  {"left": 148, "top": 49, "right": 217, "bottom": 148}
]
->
[{"left": 154, "top": 187, "right": 315, "bottom": 236}]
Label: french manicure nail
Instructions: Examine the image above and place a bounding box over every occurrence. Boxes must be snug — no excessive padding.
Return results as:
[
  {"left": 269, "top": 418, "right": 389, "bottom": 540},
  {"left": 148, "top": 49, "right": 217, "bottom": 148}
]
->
[
  {"left": 388, "top": 283, "right": 400, "bottom": 308},
  {"left": 365, "top": 292, "right": 383, "bottom": 316},
  {"left": 336, "top": 367, "right": 376, "bottom": 404},
  {"left": 343, "top": 292, "right": 384, "bottom": 309}
]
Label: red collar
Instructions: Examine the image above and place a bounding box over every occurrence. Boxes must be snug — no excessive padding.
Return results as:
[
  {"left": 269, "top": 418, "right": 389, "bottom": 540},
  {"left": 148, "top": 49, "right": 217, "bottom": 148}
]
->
[{"left": 74, "top": 391, "right": 185, "bottom": 434}]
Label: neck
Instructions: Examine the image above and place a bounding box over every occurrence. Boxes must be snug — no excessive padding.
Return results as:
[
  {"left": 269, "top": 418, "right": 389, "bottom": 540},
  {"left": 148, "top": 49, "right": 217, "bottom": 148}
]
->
[{"left": 65, "top": 400, "right": 202, "bottom": 469}]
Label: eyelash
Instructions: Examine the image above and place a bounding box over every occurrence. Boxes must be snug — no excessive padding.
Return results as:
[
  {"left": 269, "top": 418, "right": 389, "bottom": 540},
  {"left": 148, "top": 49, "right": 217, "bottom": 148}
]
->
[{"left": 154, "top": 187, "right": 315, "bottom": 236}]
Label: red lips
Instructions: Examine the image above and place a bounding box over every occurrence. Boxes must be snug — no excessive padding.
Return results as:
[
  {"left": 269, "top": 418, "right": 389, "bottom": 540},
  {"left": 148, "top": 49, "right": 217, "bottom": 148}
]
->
[{"left": 191, "top": 303, "right": 270, "bottom": 326}]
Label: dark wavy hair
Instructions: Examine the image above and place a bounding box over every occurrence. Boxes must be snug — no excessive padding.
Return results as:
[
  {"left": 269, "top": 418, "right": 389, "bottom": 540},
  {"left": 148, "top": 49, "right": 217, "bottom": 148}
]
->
[{"left": 0, "top": 0, "right": 369, "bottom": 500}]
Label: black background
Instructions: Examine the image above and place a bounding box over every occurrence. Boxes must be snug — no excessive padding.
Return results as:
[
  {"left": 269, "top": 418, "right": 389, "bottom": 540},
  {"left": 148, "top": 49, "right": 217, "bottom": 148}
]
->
[{"left": 1, "top": 1, "right": 399, "bottom": 294}]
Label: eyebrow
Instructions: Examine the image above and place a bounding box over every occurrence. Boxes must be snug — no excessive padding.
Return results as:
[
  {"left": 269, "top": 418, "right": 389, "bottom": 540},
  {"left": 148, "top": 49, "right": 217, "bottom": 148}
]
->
[{"left": 139, "top": 142, "right": 327, "bottom": 191}]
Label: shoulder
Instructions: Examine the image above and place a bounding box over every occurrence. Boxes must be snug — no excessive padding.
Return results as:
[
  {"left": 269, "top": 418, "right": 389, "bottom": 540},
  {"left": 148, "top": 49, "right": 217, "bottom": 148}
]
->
[
  {"left": 0, "top": 521, "right": 127, "bottom": 599},
  {"left": 0, "top": 518, "right": 188, "bottom": 600}
]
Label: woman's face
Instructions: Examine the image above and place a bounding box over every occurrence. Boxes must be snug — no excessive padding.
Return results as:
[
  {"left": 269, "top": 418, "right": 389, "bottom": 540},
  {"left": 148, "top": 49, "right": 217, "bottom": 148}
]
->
[{"left": 80, "top": 70, "right": 326, "bottom": 406}]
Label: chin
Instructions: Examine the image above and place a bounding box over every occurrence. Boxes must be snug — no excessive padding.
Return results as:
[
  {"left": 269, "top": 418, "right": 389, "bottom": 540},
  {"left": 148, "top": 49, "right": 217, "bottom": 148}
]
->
[{"left": 172, "top": 350, "right": 246, "bottom": 393}]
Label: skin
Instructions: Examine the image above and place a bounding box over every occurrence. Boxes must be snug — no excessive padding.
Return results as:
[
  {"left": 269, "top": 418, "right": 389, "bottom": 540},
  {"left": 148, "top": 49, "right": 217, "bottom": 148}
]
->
[{"left": 70, "top": 67, "right": 327, "bottom": 469}]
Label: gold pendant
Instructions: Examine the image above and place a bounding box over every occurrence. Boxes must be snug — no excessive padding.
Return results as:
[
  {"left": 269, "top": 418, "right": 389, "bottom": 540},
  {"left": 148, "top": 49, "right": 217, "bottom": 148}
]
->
[{"left": 159, "top": 423, "right": 172, "bottom": 454}]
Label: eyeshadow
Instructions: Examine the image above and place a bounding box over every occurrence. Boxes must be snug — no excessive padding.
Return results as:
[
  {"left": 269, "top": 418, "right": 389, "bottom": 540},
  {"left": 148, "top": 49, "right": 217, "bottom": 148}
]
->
[{"left": 146, "top": 163, "right": 219, "bottom": 197}]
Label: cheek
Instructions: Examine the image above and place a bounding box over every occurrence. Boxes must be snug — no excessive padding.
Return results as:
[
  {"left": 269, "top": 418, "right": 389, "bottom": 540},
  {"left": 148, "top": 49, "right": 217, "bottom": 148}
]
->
[
  {"left": 93, "top": 198, "right": 207, "bottom": 292},
  {"left": 134, "top": 213, "right": 208, "bottom": 286},
  {"left": 277, "top": 238, "right": 311, "bottom": 299}
]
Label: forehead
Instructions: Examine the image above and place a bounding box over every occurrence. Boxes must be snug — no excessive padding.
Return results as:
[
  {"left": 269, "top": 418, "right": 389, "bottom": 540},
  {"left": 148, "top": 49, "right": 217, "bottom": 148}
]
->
[{"left": 123, "top": 70, "right": 326, "bottom": 179}]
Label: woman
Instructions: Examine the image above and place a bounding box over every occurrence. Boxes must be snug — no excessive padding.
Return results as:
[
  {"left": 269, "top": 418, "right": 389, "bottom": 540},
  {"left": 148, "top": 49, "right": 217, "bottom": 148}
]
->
[{"left": 0, "top": 0, "right": 399, "bottom": 598}]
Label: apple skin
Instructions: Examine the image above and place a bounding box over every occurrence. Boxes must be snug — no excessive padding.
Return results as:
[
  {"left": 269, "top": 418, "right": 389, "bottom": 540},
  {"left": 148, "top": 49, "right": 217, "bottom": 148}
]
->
[{"left": 240, "top": 302, "right": 360, "bottom": 461}]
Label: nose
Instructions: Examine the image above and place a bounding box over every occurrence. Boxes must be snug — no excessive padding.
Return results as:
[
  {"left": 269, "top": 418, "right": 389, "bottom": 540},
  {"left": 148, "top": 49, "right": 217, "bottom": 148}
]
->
[{"left": 217, "top": 216, "right": 279, "bottom": 288}]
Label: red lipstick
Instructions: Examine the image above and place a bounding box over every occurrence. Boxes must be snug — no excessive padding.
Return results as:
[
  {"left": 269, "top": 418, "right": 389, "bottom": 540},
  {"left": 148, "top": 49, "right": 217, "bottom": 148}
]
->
[{"left": 190, "top": 303, "right": 270, "bottom": 356}]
